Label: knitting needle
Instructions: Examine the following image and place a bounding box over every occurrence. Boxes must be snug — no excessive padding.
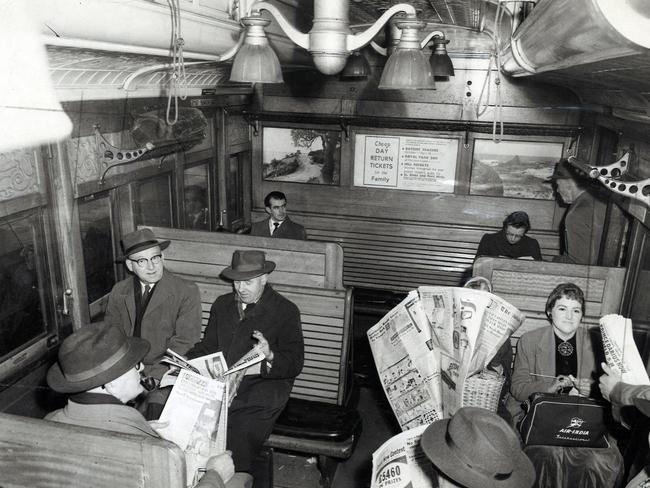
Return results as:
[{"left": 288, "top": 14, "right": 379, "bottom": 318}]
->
[{"left": 529, "top": 373, "right": 559, "bottom": 379}]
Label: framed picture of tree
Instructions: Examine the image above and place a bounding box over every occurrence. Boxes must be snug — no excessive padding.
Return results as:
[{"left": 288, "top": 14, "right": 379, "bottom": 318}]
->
[{"left": 261, "top": 127, "right": 341, "bottom": 185}]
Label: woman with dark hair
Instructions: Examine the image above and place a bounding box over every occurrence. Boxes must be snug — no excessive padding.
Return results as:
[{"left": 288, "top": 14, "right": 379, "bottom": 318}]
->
[
  {"left": 475, "top": 211, "right": 542, "bottom": 261},
  {"left": 510, "top": 283, "right": 603, "bottom": 412}
]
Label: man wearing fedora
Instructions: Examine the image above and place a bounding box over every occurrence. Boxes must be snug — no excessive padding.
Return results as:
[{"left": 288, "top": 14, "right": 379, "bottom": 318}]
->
[
  {"left": 104, "top": 228, "right": 202, "bottom": 382},
  {"left": 421, "top": 407, "right": 535, "bottom": 488},
  {"left": 547, "top": 160, "right": 607, "bottom": 265},
  {"left": 187, "top": 250, "right": 304, "bottom": 473},
  {"left": 45, "top": 322, "right": 249, "bottom": 488}
]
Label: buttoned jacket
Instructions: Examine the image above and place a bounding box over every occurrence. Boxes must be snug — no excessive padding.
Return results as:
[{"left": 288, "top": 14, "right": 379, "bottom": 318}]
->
[
  {"left": 250, "top": 217, "right": 307, "bottom": 240},
  {"left": 104, "top": 270, "right": 202, "bottom": 379}
]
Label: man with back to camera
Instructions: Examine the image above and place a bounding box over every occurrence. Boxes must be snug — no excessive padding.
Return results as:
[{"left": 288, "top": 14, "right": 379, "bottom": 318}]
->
[
  {"left": 187, "top": 250, "right": 304, "bottom": 473},
  {"left": 547, "top": 159, "right": 607, "bottom": 265},
  {"left": 45, "top": 322, "right": 251, "bottom": 488},
  {"left": 250, "top": 191, "right": 307, "bottom": 240},
  {"left": 475, "top": 211, "right": 542, "bottom": 261},
  {"left": 104, "top": 228, "right": 202, "bottom": 386}
]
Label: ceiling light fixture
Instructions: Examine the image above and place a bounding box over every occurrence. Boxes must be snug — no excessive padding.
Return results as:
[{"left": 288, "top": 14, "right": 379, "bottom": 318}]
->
[{"left": 229, "top": 0, "right": 434, "bottom": 89}]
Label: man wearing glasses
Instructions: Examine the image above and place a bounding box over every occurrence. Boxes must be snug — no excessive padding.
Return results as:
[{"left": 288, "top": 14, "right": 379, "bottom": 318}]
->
[{"left": 104, "top": 228, "right": 202, "bottom": 385}]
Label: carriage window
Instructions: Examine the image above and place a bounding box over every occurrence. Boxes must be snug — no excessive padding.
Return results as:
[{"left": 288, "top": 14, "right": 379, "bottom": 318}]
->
[
  {"left": 227, "top": 152, "right": 245, "bottom": 224},
  {"left": 184, "top": 163, "right": 210, "bottom": 230},
  {"left": 135, "top": 173, "right": 173, "bottom": 227},
  {"left": 0, "top": 213, "right": 51, "bottom": 361},
  {"left": 78, "top": 194, "right": 116, "bottom": 303}
]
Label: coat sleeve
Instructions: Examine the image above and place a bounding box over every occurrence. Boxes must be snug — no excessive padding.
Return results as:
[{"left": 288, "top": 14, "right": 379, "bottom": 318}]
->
[
  {"left": 262, "top": 302, "right": 304, "bottom": 380},
  {"left": 475, "top": 234, "right": 490, "bottom": 259},
  {"left": 511, "top": 332, "right": 554, "bottom": 401},
  {"left": 167, "top": 280, "right": 202, "bottom": 356},
  {"left": 104, "top": 284, "right": 127, "bottom": 332}
]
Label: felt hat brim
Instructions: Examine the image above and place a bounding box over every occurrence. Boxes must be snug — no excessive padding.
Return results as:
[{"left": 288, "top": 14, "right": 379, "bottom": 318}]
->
[
  {"left": 118, "top": 240, "right": 170, "bottom": 262},
  {"left": 46, "top": 337, "right": 150, "bottom": 393},
  {"left": 421, "top": 418, "right": 536, "bottom": 488},
  {"left": 221, "top": 261, "right": 276, "bottom": 281}
]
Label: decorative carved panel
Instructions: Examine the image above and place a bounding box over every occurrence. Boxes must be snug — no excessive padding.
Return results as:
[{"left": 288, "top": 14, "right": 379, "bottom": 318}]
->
[{"left": 0, "top": 149, "right": 40, "bottom": 201}]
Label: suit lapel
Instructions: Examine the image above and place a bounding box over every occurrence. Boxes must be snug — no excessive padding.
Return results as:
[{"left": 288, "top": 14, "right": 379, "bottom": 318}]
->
[
  {"left": 536, "top": 327, "right": 556, "bottom": 378},
  {"left": 124, "top": 289, "right": 136, "bottom": 334},
  {"left": 143, "top": 273, "right": 169, "bottom": 319}
]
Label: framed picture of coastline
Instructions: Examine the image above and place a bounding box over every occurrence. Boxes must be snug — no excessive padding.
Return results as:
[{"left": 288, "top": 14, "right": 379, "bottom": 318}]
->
[
  {"left": 261, "top": 126, "right": 341, "bottom": 185},
  {"left": 469, "top": 139, "right": 564, "bottom": 199}
]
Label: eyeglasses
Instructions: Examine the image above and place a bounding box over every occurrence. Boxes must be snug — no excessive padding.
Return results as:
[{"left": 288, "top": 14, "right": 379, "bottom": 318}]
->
[{"left": 128, "top": 254, "right": 162, "bottom": 268}]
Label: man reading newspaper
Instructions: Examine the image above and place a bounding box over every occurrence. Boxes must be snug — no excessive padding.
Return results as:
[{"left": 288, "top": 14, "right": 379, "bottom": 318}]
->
[{"left": 187, "top": 250, "right": 304, "bottom": 473}]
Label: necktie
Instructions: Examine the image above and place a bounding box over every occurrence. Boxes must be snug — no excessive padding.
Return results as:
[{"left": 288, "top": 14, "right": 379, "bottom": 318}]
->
[
  {"left": 272, "top": 222, "right": 280, "bottom": 235},
  {"left": 143, "top": 284, "right": 151, "bottom": 301}
]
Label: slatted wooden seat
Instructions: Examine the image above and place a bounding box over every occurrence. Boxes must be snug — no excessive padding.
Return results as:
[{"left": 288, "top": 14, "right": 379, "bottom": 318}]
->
[
  {"left": 473, "top": 257, "right": 625, "bottom": 348},
  {"left": 0, "top": 412, "right": 185, "bottom": 488},
  {"left": 144, "top": 226, "right": 345, "bottom": 290},
  {"left": 257, "top": 213, "right": 560, "bottom": 292}
]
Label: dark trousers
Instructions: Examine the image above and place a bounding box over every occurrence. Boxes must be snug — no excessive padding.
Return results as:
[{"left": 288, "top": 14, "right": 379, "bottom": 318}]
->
[{"left": 227, "top": 399, "right": 284, "bottom": 473}]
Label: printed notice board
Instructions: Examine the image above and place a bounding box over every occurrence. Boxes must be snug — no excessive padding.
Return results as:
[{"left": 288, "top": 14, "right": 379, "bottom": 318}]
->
[{"left": 353, "top": 134, "right": 458, "bottom": 192}]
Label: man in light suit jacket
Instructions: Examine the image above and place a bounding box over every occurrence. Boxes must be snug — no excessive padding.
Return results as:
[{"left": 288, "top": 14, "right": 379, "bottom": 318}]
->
[
  {"left": 250, "top": 191, "right": 307, "bottom": 240},
  {"left": 104, "top": 228, "right": 202, "bottom": 381}
]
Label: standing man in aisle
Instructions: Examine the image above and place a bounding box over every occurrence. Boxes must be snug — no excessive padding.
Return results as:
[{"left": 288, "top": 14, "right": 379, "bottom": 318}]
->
[
  {"left": 250, "top": 191, "right": 307, "bottom": 240},
  {"left": 187, "top": 250, "right": 304, "bottom": 473}
]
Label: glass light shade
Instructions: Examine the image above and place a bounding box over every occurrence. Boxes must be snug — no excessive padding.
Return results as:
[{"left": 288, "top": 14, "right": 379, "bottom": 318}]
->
[
  {"left": 378, "top": 49, "right": 434, "bottom": 89},
  {"left": 0, "top": 0, "right": 72, "bottom": 153},
  {"left": 340, "top": 51, "right": 371, "bottom": 79},
  {"left": 430, "top": 39, "right": 455, "bottom": 78},
  {"left": 229, "top": 15, "right": 283, "bottom": 83},
  {"left": 378, "top": 18, "right": 434, "bottom": 90}
]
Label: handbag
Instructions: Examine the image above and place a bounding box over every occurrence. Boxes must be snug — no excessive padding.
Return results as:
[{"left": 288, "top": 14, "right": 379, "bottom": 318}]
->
[{"left": 518, "top": 392, "right": 609, "bottom": 448}]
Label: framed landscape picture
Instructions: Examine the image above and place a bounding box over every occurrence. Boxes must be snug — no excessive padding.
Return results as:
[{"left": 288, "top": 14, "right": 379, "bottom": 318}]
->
[
  {"left": 262, "top": 127, "right": 341, "bottom": 185},
  {"left": 469, "top": 139, "right": 564, "bottom": 199}
]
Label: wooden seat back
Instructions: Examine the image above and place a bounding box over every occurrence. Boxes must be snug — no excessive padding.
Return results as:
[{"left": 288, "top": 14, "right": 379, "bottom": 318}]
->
[
  {"left": 263, "top": 212, "right": 560, "bottom": 292},
  {"left": 473, "top": 257, "right": 625, "bottom": 346},
  {"left": 0, "top": 412, "right": 185, "bottom": 488},
  {"left": 143, "top": 226, "right": 345, "bottom": 290},
  {"left": 197, "top": 279, "right": 353, "bottom": 406}
]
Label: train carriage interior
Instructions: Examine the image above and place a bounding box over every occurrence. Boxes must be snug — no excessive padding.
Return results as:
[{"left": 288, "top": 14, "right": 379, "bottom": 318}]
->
[{"left": 2, "top": 0, "right": 650, "bottom": 486}]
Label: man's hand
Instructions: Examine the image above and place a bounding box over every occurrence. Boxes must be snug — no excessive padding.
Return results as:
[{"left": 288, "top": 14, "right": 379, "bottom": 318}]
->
[
  {"left": 599, "top": 362, "right": 622, "bottom": 401},
  {"left": 206, "top": 451, "right": 235, "bottom": 483},
  {"left": 252, "top": 330, "right": 273, "bottom": 362}
]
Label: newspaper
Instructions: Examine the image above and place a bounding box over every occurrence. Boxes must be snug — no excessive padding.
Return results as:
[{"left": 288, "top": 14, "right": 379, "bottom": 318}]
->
[
  {"left": 370, "top": 423, "right": 461, "bottom": 488},
  {"left": 367, "top": 291, "right": 444, "bottom": 430},
  {"left": 160, "top": 347, "right": 265, "bottom": 405},
  {"left": 600, "top": 314, "right": 650, "bottom": 385},
  {"left": 368, "top": 286, "right": 524, "bottom": 429},
  {"left": 156, "top": 369, "right": 227, "bottom": 485}
]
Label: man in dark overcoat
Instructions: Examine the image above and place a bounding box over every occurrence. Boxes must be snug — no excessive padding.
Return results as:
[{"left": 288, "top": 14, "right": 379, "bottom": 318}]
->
[
  {"left": 250, "top": 191, "right": 307, "bottom": 240},
  {"left": 187, "top": 250, "right": 304, "bottom": 473}
]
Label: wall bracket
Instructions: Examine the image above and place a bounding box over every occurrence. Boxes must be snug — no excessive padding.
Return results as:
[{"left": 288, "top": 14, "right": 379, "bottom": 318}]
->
[{"left": 94, "top": 124, "right": 154, "bottom": 186}]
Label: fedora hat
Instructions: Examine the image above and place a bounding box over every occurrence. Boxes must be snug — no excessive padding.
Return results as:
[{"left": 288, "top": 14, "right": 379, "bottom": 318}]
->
[
  {"left": 119, "top": 228, "right": 170, "bottom": 260},
  {"left": 421, "top": 407, "right": 535, "bottom": 488},
  {"left": 221, "top": 250, "right": 275, "bottom": 281},
  {"left": 544, "top": 159, "right": 578, "bottom": 182},
  {"left": 47, "top": 322, "right": 150, "bottom": 393}
]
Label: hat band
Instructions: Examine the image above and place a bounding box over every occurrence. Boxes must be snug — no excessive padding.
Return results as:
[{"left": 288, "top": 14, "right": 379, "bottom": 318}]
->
[
  {"left": 444, "top": 431, "right": 513, "bottom": 481},
  {"left": 64, "top": 342, "right": 130, "bottom": 383},
  {"left": 233, "top": 263, "right": 265, "bottom": 272},
  {"left": 124, "top": 239, "right": 159, "bottom": 256}
]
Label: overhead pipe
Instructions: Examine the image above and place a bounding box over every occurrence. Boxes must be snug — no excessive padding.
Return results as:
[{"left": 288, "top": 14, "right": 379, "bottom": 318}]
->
[{"left": 501, "top": 0, "right": 650, "bottom": 77}]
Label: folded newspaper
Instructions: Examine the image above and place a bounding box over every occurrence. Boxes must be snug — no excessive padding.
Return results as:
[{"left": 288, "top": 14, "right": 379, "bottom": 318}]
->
[
  {"left": 155, "top": 347, "right": 265, "bottom": 485},
  {"left": 600, "top": 314, "right": 650, "bottom": 385},
  {"left": 367, "top": 286, "right": 525, "bottom": 430}
]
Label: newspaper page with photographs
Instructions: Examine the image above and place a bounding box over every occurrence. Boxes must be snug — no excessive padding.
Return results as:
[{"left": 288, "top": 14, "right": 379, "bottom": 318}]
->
[
  {"left": 368, "top": 286, "right": 525, "bottom": 430},
  {"left": 600, "top": 314, "right": 650, "bottom": 385},
  {"left": 367, "top": 291, "right": 444, "bottom": 430}
]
